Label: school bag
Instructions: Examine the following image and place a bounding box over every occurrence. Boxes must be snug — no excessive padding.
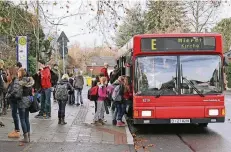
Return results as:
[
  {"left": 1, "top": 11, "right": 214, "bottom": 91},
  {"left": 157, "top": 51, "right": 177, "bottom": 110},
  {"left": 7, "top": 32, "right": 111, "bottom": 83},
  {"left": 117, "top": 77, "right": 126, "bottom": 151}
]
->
[
  {"left": 107, "top": 84, "right": 115, "bottom": 101},
  {"left": 88, "top": 86, "right": 99, "bottom": 101},
  {"left": 41, "top": 68, "right": 51, "bottom": 89},
  {"left": 112, "top": 84, "right": 123, "bottom": 102},
  {"left": 55, "top": 83, "right": 68, "bottom": 101},
  {"left": 29, "top": 95, "right": 40, "bottom": 113}
]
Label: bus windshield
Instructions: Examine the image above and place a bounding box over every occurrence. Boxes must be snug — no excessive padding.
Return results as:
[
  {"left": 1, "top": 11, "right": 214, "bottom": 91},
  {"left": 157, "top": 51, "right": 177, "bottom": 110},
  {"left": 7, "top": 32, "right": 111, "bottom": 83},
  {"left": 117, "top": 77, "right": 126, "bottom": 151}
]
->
[{"left": 135, "top": 55, "right": 223, "bottom": 96}]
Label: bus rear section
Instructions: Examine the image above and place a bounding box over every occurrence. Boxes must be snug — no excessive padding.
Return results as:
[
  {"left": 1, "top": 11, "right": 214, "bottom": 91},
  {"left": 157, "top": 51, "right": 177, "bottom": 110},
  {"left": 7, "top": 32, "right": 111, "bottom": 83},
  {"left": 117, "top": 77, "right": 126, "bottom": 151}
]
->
[{"left": 131, "top": 34, "right": 225, "bottom": 126}]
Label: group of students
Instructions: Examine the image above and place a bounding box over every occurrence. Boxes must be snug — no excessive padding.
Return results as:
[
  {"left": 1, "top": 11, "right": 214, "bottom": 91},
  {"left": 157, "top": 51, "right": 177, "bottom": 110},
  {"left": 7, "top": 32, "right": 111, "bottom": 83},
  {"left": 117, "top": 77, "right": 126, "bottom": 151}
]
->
[
  {"left": 0, "top": 59, "right": 86, "bottom": 143},
  {"left": 0, "top": 60, "right": 35, "bottom": 143},
  {"left": 89, "top": 67, "right": 132, "bottom": 127},
  {"left": 0, "top": 59, "right": 131, "bottom": 144}
]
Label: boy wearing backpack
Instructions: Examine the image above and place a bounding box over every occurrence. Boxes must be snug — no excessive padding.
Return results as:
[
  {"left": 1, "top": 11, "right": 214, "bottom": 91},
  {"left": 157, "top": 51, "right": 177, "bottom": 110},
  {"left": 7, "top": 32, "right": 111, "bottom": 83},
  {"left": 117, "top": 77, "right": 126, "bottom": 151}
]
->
[{"left": 55, "top": 74, "right": 73, "bottom": 125}]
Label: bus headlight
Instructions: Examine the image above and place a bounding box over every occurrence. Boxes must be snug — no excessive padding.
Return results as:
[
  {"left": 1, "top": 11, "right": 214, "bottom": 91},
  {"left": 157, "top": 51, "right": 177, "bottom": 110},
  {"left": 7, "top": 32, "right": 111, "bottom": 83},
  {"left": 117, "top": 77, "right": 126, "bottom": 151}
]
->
[
  {"left": 209, "top": 109, "right": 219, "bottom": 116},
  {"left": 142, "top": 111, "right": 151, "bottom": 117}
]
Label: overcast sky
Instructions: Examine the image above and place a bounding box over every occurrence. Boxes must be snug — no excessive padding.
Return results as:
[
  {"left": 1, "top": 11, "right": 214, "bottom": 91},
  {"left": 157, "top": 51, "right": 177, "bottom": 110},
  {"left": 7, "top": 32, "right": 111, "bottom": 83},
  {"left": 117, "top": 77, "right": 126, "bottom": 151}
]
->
[{"left": 15, "top": 0, "right": 231, "bottom": 48}]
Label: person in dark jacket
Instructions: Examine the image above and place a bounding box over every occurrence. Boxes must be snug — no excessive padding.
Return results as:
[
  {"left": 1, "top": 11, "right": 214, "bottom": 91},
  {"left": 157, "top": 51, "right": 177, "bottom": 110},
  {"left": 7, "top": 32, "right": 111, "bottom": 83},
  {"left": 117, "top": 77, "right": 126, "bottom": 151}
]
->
[
  {"left": 32, "top": 68, "right": 42, "bottom": 92},
  {"left": 5, "top": 67, "right": 20, "bottom": 138},
  {"left": 17, "top": 68, "right": 34, "bottom": 143},
  {"left": 51, "top": 64, "right": 59, "bottom": 102},
  {"left": 57, "top": 74, "right": 73, "bottom": 125},
  {"left": 0, "top": 59, "right": 7, "bottom": 126},
  {"left": 68, "top": 73, "right": 75, "bottom": 105}
]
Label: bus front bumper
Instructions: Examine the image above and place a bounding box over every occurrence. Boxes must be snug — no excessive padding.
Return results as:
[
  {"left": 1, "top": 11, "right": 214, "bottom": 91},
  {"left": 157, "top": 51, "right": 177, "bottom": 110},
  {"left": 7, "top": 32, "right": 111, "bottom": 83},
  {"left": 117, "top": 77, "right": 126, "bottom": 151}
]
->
[{"left": 133, "top": 117, "right": 225, "bottom": 124}]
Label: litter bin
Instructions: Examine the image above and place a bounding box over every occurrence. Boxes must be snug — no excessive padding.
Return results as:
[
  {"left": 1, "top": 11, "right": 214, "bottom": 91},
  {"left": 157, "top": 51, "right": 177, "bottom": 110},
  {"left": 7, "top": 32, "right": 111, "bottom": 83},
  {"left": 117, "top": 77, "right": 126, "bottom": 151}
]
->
[{"left": 86, "top": 77, "right": 92, "bottom": 87}]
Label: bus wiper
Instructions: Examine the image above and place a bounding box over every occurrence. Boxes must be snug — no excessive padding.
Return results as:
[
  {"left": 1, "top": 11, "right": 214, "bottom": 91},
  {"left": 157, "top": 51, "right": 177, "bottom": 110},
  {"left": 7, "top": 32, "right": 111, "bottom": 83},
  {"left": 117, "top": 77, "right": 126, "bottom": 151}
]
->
[{"left": 182, "top": 77, "right": 205, "bottom": 97}]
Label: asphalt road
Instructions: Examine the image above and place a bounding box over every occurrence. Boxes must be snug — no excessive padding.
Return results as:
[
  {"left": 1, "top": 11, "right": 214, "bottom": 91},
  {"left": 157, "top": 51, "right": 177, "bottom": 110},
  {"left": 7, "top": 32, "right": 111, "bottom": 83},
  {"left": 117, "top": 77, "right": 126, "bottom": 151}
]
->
[{"left": 128, "top": 92, "right": 231, "bottom": 152}]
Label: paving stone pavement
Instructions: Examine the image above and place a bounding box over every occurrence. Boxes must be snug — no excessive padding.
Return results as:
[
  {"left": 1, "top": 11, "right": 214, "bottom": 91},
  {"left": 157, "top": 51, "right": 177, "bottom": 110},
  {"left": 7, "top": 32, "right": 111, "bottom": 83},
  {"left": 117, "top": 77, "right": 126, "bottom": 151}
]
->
[{"left": 0, "top": 87, "right": 135, "bottom": 152}]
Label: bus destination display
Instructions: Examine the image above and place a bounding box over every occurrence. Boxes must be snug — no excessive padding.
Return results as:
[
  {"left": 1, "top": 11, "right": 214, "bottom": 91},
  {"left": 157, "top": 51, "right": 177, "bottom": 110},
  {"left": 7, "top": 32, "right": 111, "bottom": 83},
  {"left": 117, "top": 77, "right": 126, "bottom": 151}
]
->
[{"left": 141, "top": 37, "right": 216, "bottom": 51}]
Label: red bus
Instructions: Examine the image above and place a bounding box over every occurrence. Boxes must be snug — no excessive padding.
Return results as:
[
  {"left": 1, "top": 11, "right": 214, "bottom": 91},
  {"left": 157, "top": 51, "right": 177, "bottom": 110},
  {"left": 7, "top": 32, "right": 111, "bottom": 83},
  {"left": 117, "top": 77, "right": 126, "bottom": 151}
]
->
[{"left": 117, "top": 33, "right": 226, "bottom": 127}]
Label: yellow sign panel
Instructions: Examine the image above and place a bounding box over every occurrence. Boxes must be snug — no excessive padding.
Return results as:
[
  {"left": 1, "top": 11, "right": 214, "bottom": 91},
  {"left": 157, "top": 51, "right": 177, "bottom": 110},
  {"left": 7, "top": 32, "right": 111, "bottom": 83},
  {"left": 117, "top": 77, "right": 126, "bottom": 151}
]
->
[
  {"left": 19, "top": 37, "right": 27, "bottom": 46},
  {"left": 151, "top": 39, "right": 157, "bottom": 50}
]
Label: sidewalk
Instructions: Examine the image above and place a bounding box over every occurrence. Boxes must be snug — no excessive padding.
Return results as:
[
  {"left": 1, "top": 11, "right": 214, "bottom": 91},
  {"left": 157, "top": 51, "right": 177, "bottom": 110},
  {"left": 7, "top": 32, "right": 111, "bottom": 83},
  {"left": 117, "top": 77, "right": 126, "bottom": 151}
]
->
[{"left": 0, "top": 87, "right": 135, "bottom": 152}]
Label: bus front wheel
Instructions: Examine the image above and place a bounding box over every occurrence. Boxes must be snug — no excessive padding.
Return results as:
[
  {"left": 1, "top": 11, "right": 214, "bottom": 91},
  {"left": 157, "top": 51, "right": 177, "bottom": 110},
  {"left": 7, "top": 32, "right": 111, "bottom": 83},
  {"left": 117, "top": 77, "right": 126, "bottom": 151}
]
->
[{"left": 198, "top": 123, "right": 208, "bottom": 127}]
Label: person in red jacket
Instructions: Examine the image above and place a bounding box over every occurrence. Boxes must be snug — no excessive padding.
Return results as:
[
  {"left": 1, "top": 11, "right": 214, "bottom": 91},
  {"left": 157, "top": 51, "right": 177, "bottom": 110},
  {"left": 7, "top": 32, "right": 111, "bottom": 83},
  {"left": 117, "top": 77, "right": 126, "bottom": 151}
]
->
[
  {"left": 100, "top": 63, "right": 109, "bottom": 82},
  {"left": 35, "top": 64, "right": 52, "bottom": 119}
]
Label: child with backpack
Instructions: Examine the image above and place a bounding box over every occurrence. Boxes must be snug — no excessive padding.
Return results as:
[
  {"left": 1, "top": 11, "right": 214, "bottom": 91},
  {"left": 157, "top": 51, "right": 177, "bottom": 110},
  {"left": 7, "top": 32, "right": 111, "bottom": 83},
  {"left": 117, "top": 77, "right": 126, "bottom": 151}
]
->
[
  {"left": 55, "top": 74, "right": 73, "bottom": 125},
  {"left": 93, "top": 76, "right": 107, "bottom": 125}
]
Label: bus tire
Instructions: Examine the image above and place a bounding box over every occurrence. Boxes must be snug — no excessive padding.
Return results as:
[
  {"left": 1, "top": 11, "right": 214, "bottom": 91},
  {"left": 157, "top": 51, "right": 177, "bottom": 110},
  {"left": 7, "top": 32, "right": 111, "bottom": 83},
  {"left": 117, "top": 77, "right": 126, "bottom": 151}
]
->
[{"left": 198, "top": 123, "right": 208, "bottom": 127}]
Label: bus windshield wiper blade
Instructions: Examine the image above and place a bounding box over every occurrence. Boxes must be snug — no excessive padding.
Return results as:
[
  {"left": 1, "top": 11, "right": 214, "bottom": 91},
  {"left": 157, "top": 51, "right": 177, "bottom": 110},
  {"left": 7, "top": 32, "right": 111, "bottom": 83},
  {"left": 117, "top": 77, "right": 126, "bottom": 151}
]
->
[{"left": 182, "top": 77, "right": 205, "bottom": 97}]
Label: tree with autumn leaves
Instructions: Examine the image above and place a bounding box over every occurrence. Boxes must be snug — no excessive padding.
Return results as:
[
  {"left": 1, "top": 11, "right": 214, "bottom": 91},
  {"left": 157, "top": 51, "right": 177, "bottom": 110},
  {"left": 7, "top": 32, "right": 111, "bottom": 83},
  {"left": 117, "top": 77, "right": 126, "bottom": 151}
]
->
[
  {"left": 0, "top": 1, "right": 46, "bottom": 74},
  {"left": 68, "top": 43, "right": 115, "bottom": 73}
]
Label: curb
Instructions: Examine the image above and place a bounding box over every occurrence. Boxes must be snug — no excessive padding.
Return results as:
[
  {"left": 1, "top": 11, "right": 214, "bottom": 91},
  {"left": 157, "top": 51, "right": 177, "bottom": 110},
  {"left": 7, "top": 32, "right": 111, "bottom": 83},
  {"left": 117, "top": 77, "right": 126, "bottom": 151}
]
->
[{"left": 125, "top": 123, "right": 134, "bottom": 145}]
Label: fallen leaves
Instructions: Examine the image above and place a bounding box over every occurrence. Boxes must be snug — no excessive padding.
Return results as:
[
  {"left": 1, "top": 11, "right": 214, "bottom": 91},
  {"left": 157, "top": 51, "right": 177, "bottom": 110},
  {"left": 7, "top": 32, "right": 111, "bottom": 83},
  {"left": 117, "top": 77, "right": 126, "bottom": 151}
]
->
[
  {"left": 133, "top": 134, "right": 155, "bottom": 151},
  {"left": 18, "top": 142, "right": 24, "bottom": 146}
]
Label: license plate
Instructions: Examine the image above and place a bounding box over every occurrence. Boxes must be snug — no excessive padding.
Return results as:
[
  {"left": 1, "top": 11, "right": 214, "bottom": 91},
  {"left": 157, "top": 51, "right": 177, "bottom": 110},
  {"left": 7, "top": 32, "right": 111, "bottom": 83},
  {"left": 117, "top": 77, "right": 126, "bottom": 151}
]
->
[{"left": 170, "top": 119, "right": 190, "bottom": 124}]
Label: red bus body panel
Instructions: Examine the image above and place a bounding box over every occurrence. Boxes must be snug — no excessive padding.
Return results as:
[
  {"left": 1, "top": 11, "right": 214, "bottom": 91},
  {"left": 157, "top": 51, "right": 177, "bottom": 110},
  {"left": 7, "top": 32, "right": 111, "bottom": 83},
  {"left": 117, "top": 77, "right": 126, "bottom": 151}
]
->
[{"left": 133, "top": 95, "right": 224, "bottom": 118}]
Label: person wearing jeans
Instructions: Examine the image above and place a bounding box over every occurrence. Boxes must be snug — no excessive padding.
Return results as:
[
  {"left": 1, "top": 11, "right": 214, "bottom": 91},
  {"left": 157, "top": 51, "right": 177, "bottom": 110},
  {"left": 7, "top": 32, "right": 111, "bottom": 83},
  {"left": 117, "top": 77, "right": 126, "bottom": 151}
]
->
[
  {"left": 41, "top": 88, "right": 51, "bottom": 118},
  {"left": 9, "top": 102, "right": 20, "bottom": 137},
  {"left": 17, "top": 68, "right": 34, "bottom": 143},
  {"left": 18, "top": 108, "right": 30, "bottom": 141},
  {"left": 111, "top": 76, "right": 124, "bottom": 125},
  {"left": 5, "top": 69, "right": 21, "bottom": 138},
  {"left": 35, "top": 65, "right": 52, "bottom": 119}
]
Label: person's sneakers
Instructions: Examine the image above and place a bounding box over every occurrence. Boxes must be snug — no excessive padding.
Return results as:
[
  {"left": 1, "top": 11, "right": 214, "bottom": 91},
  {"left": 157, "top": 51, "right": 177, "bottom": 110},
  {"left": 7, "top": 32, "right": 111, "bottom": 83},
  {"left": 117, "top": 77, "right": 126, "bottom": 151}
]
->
[
  {"left": 99, "top": 119, "right": 105, "bottom": 125},
  {"left": 76, "top": 103, "right": 80, "bottom": 106},
  {"left": 116, "top": 121, "right": 125, "bottom": 127},
  {"left": 112, "top": 119, "right": 117, "bottom": 125},
  {"left": 43, "top": 113, "right": 50, "bottom": 119},
  {"left": 35, "top": 114, "right": 43, "bottom": 118},
  {"left": 61, "top": 118, "right": 67, "bottom": 125},
  {"left": 8, "top": 130, "right": 20, "bottom": 138},
  {"left": 93, "top": 121, "right": 102, "bottom": 126}
]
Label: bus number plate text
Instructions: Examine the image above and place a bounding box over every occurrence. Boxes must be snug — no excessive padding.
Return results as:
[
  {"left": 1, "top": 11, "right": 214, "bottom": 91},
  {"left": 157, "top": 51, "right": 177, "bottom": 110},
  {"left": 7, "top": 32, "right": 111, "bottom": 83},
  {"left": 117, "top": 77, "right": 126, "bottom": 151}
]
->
[{"left": 170, "top": 119, "right": 190, "bottom": 124}]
